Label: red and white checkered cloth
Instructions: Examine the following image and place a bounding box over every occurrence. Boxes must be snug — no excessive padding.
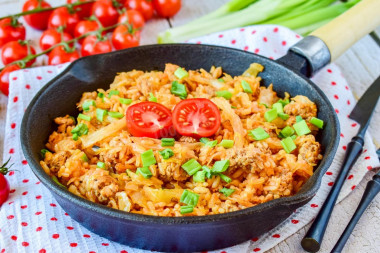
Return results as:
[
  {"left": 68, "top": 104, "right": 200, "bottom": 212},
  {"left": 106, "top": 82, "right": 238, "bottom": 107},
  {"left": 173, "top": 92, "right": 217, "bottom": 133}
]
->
[{"left": 0, "top": 25, "right": 379, "bottom": 253}]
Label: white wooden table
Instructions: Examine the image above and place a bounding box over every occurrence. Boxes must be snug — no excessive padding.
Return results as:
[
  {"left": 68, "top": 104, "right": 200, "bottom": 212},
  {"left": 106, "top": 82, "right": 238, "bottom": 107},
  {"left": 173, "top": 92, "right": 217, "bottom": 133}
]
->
[{"left": 0, "top": 1, "right": 379, "bottom": 252}]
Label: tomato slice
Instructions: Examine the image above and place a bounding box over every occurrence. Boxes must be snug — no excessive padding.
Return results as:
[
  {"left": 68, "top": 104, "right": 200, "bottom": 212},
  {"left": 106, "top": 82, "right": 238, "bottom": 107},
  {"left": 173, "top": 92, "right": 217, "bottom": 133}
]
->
[
  {"left": 172, "top": 98, "right": 221, "bottom": 138},
  {"left": 126, "top": 102, "right": 175, "bottom": 138}
]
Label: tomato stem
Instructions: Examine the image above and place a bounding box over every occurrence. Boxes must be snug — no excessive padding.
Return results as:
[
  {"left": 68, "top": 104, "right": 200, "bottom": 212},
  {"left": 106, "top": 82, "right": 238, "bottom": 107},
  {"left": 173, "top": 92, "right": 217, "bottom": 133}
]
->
[{"left": 0, "top": 158, "right": 14, "bottom": 175}]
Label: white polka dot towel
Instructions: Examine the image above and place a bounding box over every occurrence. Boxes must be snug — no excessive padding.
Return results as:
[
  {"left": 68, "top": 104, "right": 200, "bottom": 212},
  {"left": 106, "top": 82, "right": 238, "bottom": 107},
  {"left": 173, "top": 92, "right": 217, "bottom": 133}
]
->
[{"left": 0, "top": 25, "right": 379, "bottom": 253}]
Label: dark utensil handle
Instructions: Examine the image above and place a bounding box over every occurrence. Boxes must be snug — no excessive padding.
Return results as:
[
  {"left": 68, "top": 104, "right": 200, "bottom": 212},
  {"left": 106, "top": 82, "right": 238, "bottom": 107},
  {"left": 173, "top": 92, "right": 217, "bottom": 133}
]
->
[
  {"left": 301, "top": 137, "right": 364, "bottom": 252},
  {"left": 331, "top": 173, "right": 380, "bottom": 252}
]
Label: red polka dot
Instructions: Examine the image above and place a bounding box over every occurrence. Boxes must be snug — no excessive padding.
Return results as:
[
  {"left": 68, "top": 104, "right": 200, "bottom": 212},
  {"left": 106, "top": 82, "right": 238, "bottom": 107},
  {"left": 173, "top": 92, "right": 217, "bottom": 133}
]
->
[
  {"left": 291, "top": 219, "right": 299, "bottom": 224},
  {"left": 345, "top": 86, "right": 349, "bottom": 90},
  {"left": 21, "top": 205, "right": 27, "bottom": 209},
  {"left": 1, "top": 249, "right": 4, "bottom": 253},
  {"left": 272, "top": 234, "right": 280, "bottom": 238},
  {"left": 67, "top": 226, "right": 74, "bottom": 230},
  {"left": 240, "top": 28, "right": 245, "bottom": 32},
  {"left": 47, "top": 70, "right": 53, "bottom": 73},
  {"left": 22, "top": 179, "right": 29, "bottom": 183},
  {"left": 83, "top": 234, "right": 91, "bottom": 238},
  {"left": 22, "top": 160, "right": 27, "bottom": 165},
  {"left": 363, "top": 149, "right": 367, "bottom": 153},
  {"left": 311, "top": 204, "right": 318, "bottom": 208},
  {"left": 328, "top": 182, "right": 334, "bottom": 186},
  {"left": 340, "top": 133, "right": 344, "bottom": 137},
  {"left": 251, "top": 237, "right": 258, "bottom": 242},
  {"left": 10, "top": 123, "right": 16, "bottom": 129},
  {"left": 281, "top": 41, "right": 287, "bottom": 46},
  {"left": 244, "top": 46, "right": 249, "bottom": 51},
  {"left": 12, "top": 76, "right": 17, "bottom": 81},
  {"left": 343, "top": 146, "right": 347, "bottom": 151},
  {"left": 13, "top": 97, "right": 18, "bottom": 102},
  {"left": 367, "top": 166, "right": 373, "bottom": 170},
  {"left": 327, "top": 69, "right": 332, "bottom": 73},
  {"left": 50, "top": 203, "right": 57, "bottom": 207},
  {"left": 39, "top": 249, "right": 46, "bottom": 253},
  {"left": 331, "top": 81, "right": 336, "bottom": 85},
  {"left": 231, "top": 39, "right": 236, "bottom": 44},
  {"left": 21, "top": 222, "right": 28, "bottom": 226},
  {"left": 25, "top": 84, "right": 31, "bottom": 89},
  {"left": 196, "top": 41, "right": 201, "bottom": 44},
  {"left": 36, "top": 76, "right": 42, "bottom": 80},
  {"left": 351, "top": 185, "right": 356, "bottom": 190},
  {"left": 335, "top": 109, "right": 339, "bottom": 114},
  {"left": 364, "top": 156, "right": 370, "bottom": 160},
  {"left": 22, "top": 242, "right": 29, "bottom": 247},
  {"left": 218, "top": 34, "right": 223, "bottom": 38},
  {"left": 7, "top": 215, "right": 14, "bottom": 219},
  {"left": 269, "top": 56, "right": 274, "bottom": 60},
  {"left": 102, "top": 243, "right": 109, "bottom": 246},
  {"left": 334, "top": 95, "right": 339, "bottom": 99},
  {"left": 253, "top": 248, "right": 261, "bottom": 252},
  {"left": 263, "top": 37, "right": 268, "bottom": 42},
  {"left": 36, "top": 227, "right": 43, "bottom": 232},
  {"left": 326, "top": 172, "right": 333, "bottom": 175},
  {"left": 89, "top": 252, "right": 96, "bottom": 253},
  {"left": 254, "top": 48, "right": 260, "bottom": 54},
  {"left": 251, "top": 30, "right": 256, "bottom": 34},
  {"left": 221, "top": 251, "right": 227, "bottom": 253},
  {"left": 11, "top": 235, "right": 17, "bottom": 241},
  {"left": 35, "top": 211, "right": 42, "bottom": 215},
  {"left": 65, "top": 213, "right": 69, "bottom": 216},
  {"left": 9, "top": 149, "right": 14, "bottom": 154},
  {"left": 50, "top": 217, "right": 58, "bottom": 221},
  {"left": 273, "top": 27, "right": 279, "bottom": 32},
  {"left": 70, "top": 243, "right": 78, "bottom": 247},
  {"left": 347, "top": 175, "right": 353, "bottom": 180},
  {"left": 8, "top": 201, "right": 14, "bottom": 205},
  {"left": 10, "top": 189, "right": 15, "bottom": 193},
  {"left": 52, "top": 234, "right": 60, "bottom": 239},
  {"left": 36, "top": 181, "right": 41, "bottom": 184},
  {"left": 351, "top": 123, "right": 357, "bottom": 127},
  {"left": 22, "top": 191, "right": 28, "bottom": 195}
]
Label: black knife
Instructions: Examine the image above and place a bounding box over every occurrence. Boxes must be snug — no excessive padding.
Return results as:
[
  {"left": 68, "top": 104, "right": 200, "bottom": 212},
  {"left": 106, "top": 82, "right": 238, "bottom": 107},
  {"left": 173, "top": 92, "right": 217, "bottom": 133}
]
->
[{"left": 301, "top": 75, "right": 380, "bottom": 252}]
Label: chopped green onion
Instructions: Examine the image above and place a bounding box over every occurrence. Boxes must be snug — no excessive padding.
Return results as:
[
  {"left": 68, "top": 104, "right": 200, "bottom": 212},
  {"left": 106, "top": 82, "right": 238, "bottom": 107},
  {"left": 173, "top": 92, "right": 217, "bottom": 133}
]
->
[
  {"left": 290, "top": 135, "right": 297, "bottom": 140},
  {"left": 119, "top": 98, "right": 132, "bottom": 105},
  {"left": 260, "top": 103, "right": 268, "bottom": 108},
  {"left": 148, "top": 93, "right": 157, "bottom": 102},
  {"left": 249, "top": 127, "right": 270, "bottom": 141},
  {"left": 170, "top": 81, "right": 187, "bottom": 99},
  {"left": 161, "top": 138, "right": 175, "bottom": 147},
  {"left": 272, "top": 102, "right": 283, "bottom": 113},
  {"left": 141, "top": 149, "right": 157, "bottom": 167},
  {"left": 218, "top": 78, "right": 225, "bottom": 83},
  {"left": 278, "top": 112, "right": 290, "bottom": 120},
  {"left": 296, "top": 115, "right": 303, "bottom": 122},
  {"left": 72, "top": 133, "right": 78, "bottom": 141},
  {"left": 212, "top": 160, "right": 230, "bottom": 173},
  {"left": 200, "top": 137, "right": 210, "bottom": 144},
  {"left": 108, "top": 111, "right": 124, "bottom": 119},
  {"left": 41, "top": 149, "right": 50, "bottom": 158},
  {"left": 82, "top": 100, "right": 96, "bottom": 111},
  {"left": 96, "top": 108, "right": 107, "bottom": 122},
  {"left": 81, "top": 154, "right": 88, "bottom": 162},
  {"left": 231, "top": 106, "right": 237, "bottom": 109},
  {"left": 202, "top": 165, "right": 213, "bottom": 179},
  {"left": 180, "top": 189, "right": 199, "bottom": 206},
  {"left": 159, "top": 148, "right": 174, "bottom": 159},
  {"left": 293, "top": 120, "right": 311, "bottom": 136},
  {"left": 78, "top": 113, "right": 91, "bottom": 121},
  {"left": 109, "top": 90, "right": 120, "bottom": 98},
  {"left": 280, "top": 126, "right": 295, "bottom": 138},
  {"left": 193, "top": 170, "right": 206, "bottom": 183},
  {"left": 71, "top": 123, "right": 88, "bottom": 137},
  {"left": 180, "top": 205, "right": 194, "bottom": 214},
  {"left": 205, "top": 140, "right": 218, "bottom": 147},
  {"left": 216, "top": 90, "right": 232, "bottom": 100},
  {"left": 278, "top": 99, "right": 289, "bottom": 107},
  {"left": 219, "top": 174, "right": 231, "bottom": 183},
  {"left": 137, "top": 167, "right": 152, "bottom": 179},
  {"left": 98, "top": 92, "right": 105, "bottom": 101},
  {"left": 241, "top": 80, "right": 252, "bottom": 93},
  {"left": 264, "top": 108, "right": 278, "bottom": 122},
  {"left": 218, "top": 139, "right": 234, "bottom": 148},
  {"left": 52, "top": 175, "right": 65, "bottom": 188},
  {"left": 181, "top": 159, "right": 202, "bottom": 175},
  {"left": 174, "top": 67, "right": 189, "bottom": 79},
  {"left": 97, "top": 162, "right": 106, "bottom": 169},
  {"left": 219, "top": 187, "right": 235, "bottom": 197},
  {"left": 310, "top": 117, "right": 324, "bottom": 129},
  {"left": 281, "top": 137, "right": 296, "bottom": 153}
]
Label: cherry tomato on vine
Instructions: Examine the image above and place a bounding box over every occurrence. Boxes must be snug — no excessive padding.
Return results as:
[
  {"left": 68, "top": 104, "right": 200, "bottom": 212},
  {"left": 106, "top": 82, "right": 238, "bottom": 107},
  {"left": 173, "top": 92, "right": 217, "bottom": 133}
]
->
[
  {"left": 74, "top": 20, "right": 100, "bottom": 45},
  {"left": 48, "top": 45, "right": 80, "bottom": 65},
  {"left": 39, "top": 29, "right": 73, "bottom": 51},
  {"left": 0, "top": 158, "right": 13, "bottom": 205},
  {"left": 81, "top": 35, "right": 113, "bottom": 56},
  {"left": 1, "top": 41, "right": 36, "bottom": 67},
  {"left": 126, "top": 102, "right": 175, "bottom": 138},
  {"left": 172, "top": 98, "right": 221, "bottom": 138},
  {"left": 48, "top": 7, "right": 80, "bottom": 36},
  {"left": 91, "top": 0, "right": 120, "bottom": 28},
  {"left": 124, "top": 0, "right": 154, "bottom": 21},
  {"left": 118, "top": 9, "right": 145, "bottom": 29},
  {"left": 153, "top": 0, "right": 181, "bottom": 18},
  {"left": 67, "top": 0, "right": 94, "bottom": 19},
  {"left": 0, "top": 18, "right": 26, "bottom": 48},
  {"left": 112, "top": 25, "right": 140, "bottom": 50},
  {"left": 0, "top": 65, "right": 20, "bottom": 96},
  {"left": 23, "top": 0, "right": 52, "bottom": 30}
]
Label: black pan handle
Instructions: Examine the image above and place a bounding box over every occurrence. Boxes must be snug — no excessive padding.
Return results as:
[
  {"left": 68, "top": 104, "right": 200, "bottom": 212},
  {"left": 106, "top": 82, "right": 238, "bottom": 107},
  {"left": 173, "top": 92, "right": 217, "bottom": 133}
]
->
[
  {"left": 331, "top": 171, "right": 380, "bottom": 252},
  {"left": 301, "top": 136, "right": 364, "bottom": 252}
]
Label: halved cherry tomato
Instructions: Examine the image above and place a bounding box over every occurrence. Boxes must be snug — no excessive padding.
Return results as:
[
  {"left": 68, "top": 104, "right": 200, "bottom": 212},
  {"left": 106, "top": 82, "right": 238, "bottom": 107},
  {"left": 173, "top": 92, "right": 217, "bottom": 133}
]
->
[
  {"left": 0, "top": 18, "right": 26, "bottom": 48},
  {"left": 0, "top": 64, "right": 21, "bottom": 96},
  {"left": 91, "top": 0, "right": 120, "bottom": 28},
  {"left": 48, "top": 46, "right": 80, "bottom": 65},
  {"left": 172, "top": 98, "right": 221, "bottom": 138},
  {"left": 124, "top": 0, "right": 154, "bottom": 21},
  {"left": 23, "top": 0, "right": 52, "bottom": 30},
  {"left": 126, "top": 102, "right": 175, "bottom": 138},
  {"left": 48, "top": 7, "right": 80, "bottom": 36},
  {"left": 67, "top": 0, "right": 94, "bottom": 19},
  {"left": 81, "top": 35, "right": 113, "bottom": 56},
  {"left": 1, "top": 41, "right": 36, "bottom": 66},
  {"left": 112, "top": 25, "right": 140, "bottom": 50},
  {"left": 118, "top": 9, "right": 145, "bottom": 29},
  {"left": 39, "top": 29, "right": 73, "bottom": 51},
  {"left": 0, "top": 158, "right": 12, "bottom": 206},
  {"left": 74, "top": 20, "right": 99, "bottom": 44},
  {"left": 153, "top": 0, "right": 181, "bottom": 18}
]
